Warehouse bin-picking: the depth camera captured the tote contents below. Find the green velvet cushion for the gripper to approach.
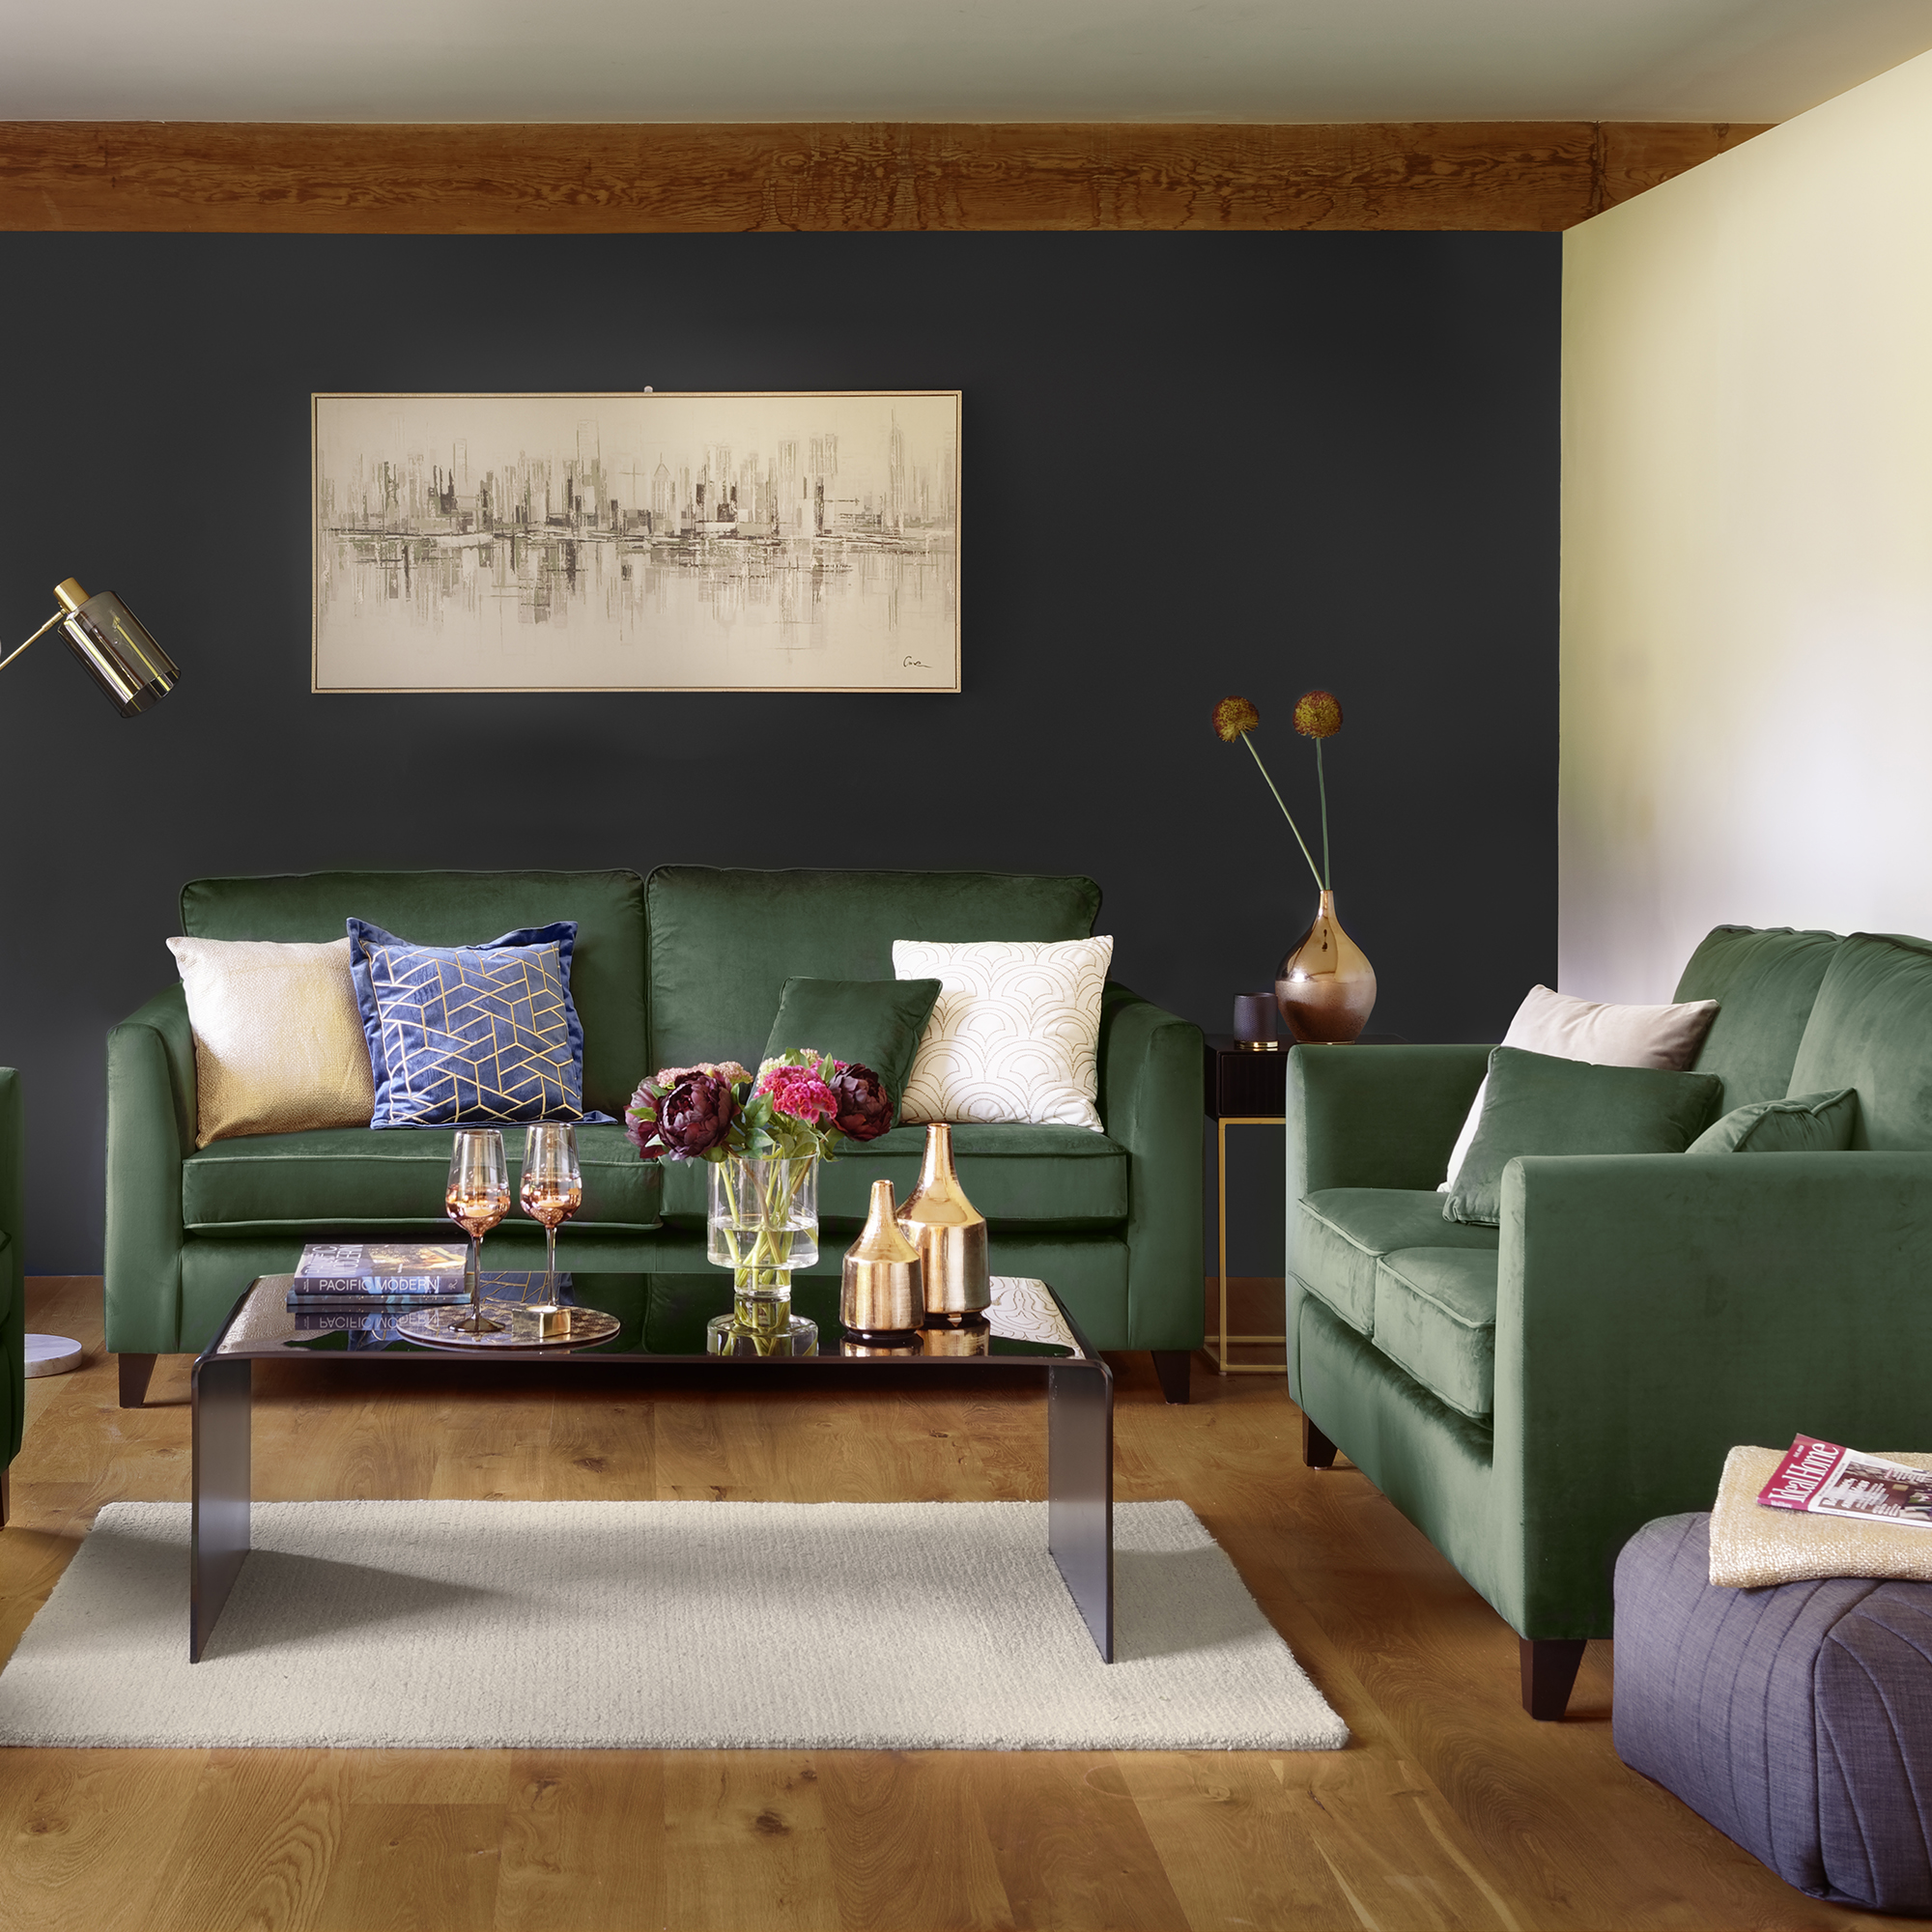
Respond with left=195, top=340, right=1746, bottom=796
left=181, top=870, right=646, bottom=1119
left=1372, top=1247, right=1500, bottom=1420
left=646, top=867, right=1100, bottom=1078
left=1687, top=1087, right=1859, bottom=1154
left=1442, top=1046, right=1722, bottom=1228
left=657, top=1122, right=1128, bottom=1228
left=1672, top=924, right=1843, bottom=1111
left=1294, top=1188, right=1500, bottom=1337
left=760, top=977, right=942, bottom=1122
left=183, top=1122, right=663, bottom=1230
left=1788, top=933, right=1932, bottom=1150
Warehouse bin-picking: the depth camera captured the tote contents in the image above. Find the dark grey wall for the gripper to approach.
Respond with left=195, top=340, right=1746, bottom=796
left=0, top=231, right=1557, bottom=1275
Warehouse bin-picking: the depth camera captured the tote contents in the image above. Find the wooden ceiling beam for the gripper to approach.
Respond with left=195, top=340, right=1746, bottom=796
left=0, top=121, right=1770, bottom=235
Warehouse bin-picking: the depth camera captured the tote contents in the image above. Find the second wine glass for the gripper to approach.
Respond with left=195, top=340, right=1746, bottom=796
left=445, top=1126, right=511, bottom=1334
left=521, top=1122, right=583, bottom=1315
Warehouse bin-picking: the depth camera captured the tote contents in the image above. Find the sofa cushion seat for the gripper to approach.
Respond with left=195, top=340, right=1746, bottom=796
left=182, top=1123, right=663, bottom=1230
left=657, top=1122, right=1128, bottom=1227
left=1295, top=1188, right=1500, bottom=1335
left=1372, top=1247, right=1501, bottom=1420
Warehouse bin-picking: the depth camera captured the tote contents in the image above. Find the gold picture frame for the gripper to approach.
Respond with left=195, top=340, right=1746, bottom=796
left=312, top=390, right=961, bottom=694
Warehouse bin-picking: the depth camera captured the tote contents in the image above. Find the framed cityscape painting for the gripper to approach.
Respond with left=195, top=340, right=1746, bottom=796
left=311, top=391, right=961, bottom=694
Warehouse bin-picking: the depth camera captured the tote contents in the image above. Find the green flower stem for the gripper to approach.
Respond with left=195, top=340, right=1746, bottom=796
left=1240, top=731, right=1325, bottom=894
left=1316, top=737, right=1332, bottom=890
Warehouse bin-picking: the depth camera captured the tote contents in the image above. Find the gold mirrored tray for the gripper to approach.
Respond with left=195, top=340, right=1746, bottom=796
left=394, top=1305, right=621, bottom=1351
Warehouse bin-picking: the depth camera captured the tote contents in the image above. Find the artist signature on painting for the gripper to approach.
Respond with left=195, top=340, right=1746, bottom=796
left=902, top=656, right=927, bottom=668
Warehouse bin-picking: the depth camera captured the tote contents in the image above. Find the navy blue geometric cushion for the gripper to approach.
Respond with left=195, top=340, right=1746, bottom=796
left=347, top=918, right=611, bottom=1128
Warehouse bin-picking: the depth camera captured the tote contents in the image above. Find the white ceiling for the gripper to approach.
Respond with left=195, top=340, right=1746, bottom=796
left=7, top=0, right=1932, bottom=125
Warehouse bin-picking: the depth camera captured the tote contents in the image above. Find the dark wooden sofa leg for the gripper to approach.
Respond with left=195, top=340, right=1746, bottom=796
left=1302, top=1414, right=1339, bottom=1468
left=1520, top=1636, right=1588, bottom=1719
left=118, top=1352, right=157, bottom=1409
left=1151, top=1350, right=1192, bottom=1405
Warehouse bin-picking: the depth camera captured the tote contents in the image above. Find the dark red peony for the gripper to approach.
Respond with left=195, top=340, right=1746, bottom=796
left=658, top=1070, right=735, bottom=1156
left=828, top=1063, right=893, bottom=1142
left=627, top=1066, right=736, bottom=1159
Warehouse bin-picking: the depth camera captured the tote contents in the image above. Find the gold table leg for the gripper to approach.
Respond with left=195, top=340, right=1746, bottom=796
left=1202, top=1114, right=1288, bottom=1377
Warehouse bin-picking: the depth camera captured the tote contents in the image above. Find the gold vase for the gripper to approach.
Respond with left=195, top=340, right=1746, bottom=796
left=1275, top=889, right=1377, bottom=1044
left=840, top=1179, right=924, bottom=1337
left=897, top=1122, right=989, bottom=1317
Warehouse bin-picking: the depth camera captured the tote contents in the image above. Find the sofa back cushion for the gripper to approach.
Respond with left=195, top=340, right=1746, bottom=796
left=1787, top=932, right=1932, bottom=1149
left=646, top=867, right=1101, bottom=1077
left=1673, top=925, right=1843, bottom=1109
left=180, top=870, right=646, bottom=1118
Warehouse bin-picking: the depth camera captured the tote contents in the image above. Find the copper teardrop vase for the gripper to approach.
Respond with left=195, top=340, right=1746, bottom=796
left=1275, top=889, right=1377, bottom=1044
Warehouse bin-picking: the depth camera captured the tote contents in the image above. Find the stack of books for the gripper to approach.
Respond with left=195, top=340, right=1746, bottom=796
left=286, top=1242, right=469, bottom=1318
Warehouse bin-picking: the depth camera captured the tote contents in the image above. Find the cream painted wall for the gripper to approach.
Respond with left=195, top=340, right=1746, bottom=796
left=1561, top=47, right=1932, bottom=1002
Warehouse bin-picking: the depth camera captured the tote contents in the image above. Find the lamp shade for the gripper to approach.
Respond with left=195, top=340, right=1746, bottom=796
left=53, top=579, right=179, bottom=716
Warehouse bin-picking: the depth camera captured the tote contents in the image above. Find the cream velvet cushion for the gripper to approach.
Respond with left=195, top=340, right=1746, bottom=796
left=893, top=936, right=1114, bottom=1131
left=1440, top=983, right=1719, bottom=1190
left=167, top=936, right=376, bottom=1148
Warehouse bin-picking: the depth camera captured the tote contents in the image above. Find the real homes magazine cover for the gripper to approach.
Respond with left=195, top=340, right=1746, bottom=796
left=312, top=391, right=961, bottom=694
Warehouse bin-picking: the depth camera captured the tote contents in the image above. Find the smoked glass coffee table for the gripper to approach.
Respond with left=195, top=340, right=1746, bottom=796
left=190, top=1271, right=1113, bottom=1663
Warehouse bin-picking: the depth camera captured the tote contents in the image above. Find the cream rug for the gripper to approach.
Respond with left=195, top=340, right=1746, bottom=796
left=0, top=1499, right=1347, bottom=1751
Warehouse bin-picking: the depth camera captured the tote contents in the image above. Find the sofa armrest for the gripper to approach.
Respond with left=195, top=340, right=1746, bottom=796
left=1498, top=1151, right=1932, bottom=1634
left=105, top=987, right=192, bottom=1354
left=1098, top=982, right=1205, bottom=1351
left=0, top=1068, right=20, bottom=1463
left=1288, top=1043, right=1491, bottom=1198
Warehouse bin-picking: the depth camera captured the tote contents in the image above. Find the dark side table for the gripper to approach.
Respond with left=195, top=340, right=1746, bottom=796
left=1203, top=1033, right=1406, bottom=1377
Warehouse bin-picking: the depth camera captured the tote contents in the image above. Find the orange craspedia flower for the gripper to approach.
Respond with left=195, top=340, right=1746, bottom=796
left=1293, top=690, right=1343, bottom=739
left=1213, top=695, right=1261, bottom=742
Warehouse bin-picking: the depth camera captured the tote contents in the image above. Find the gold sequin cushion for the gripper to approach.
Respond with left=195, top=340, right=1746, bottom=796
left=166, top=936, right=376, bottom=1148
left=1709, top=1444, right=1932, bottom=1587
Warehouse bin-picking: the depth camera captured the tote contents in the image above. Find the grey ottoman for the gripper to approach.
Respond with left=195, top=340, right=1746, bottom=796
left=1615, top=1512, right=1932, bottom=1915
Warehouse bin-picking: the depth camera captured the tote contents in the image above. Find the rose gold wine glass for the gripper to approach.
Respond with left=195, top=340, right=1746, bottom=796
left=521, top=1122, right=583, bottom=1327
left=445, top=1127, right=511, bottom=1333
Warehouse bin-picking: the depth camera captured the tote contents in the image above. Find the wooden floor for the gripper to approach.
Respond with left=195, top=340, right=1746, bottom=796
left=0, top=1275, right=1907, bottom=1932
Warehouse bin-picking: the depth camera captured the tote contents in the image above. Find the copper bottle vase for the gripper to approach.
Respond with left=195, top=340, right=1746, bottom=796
left=897, top=1122, right=989, bottom=1317
left=840, top=1179, right=924, bottom=1339
left=1276, top=889, right=1377, bottom=1044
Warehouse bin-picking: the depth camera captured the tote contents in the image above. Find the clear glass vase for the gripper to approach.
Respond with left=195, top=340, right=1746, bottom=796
left=706, top=1154, right=819, bottom=1326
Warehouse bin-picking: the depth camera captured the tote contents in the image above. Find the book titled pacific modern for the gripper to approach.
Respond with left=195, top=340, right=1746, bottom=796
left=287, top=1241, right=469, bottom=1309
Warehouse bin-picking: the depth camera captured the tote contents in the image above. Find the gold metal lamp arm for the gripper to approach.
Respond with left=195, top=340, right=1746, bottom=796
left=0, top=608, right=67, bottom=674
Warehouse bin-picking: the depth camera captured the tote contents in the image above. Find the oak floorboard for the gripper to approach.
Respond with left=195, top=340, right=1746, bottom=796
left=0, top=1749, right=205, bottom=1932
left=1117, top=1749, right=1513, bottom=1932
left=1, top=1277, right=1921, bottom=1931
left=311, top=1802, right=505, bottom=1932
left=539, top=1393, right=655, bottom=1499
left=495, top=1750, right=665, bottom=1932
left=814, top=1751, right=1015, bottom=1931
left=141, top=1748, right=350, bottom=1932
left=663, top=1753, right=839, bottom=1932
left=973, top=1751, right=1189, bottom=1932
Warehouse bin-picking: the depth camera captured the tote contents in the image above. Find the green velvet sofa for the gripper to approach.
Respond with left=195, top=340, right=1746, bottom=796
left=0, top=1070, right=21, bottom=1527
left=107, top=866, right=1203, bottom=1405
left=1286, top=923, right=1932, bottom=1719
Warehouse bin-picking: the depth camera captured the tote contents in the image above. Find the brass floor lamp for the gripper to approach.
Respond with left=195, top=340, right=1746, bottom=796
left=7, top=579, right=180, bottom=1386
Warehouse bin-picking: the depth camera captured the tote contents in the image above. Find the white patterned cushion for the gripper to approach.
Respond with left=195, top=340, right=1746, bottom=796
left=893, top=937, right=1114, bottom=1131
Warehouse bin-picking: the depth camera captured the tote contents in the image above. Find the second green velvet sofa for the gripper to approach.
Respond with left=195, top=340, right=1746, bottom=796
left=1286, top=923, right=1932, bottom=1719
left=107, top=865, right=1203, bottom=1404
